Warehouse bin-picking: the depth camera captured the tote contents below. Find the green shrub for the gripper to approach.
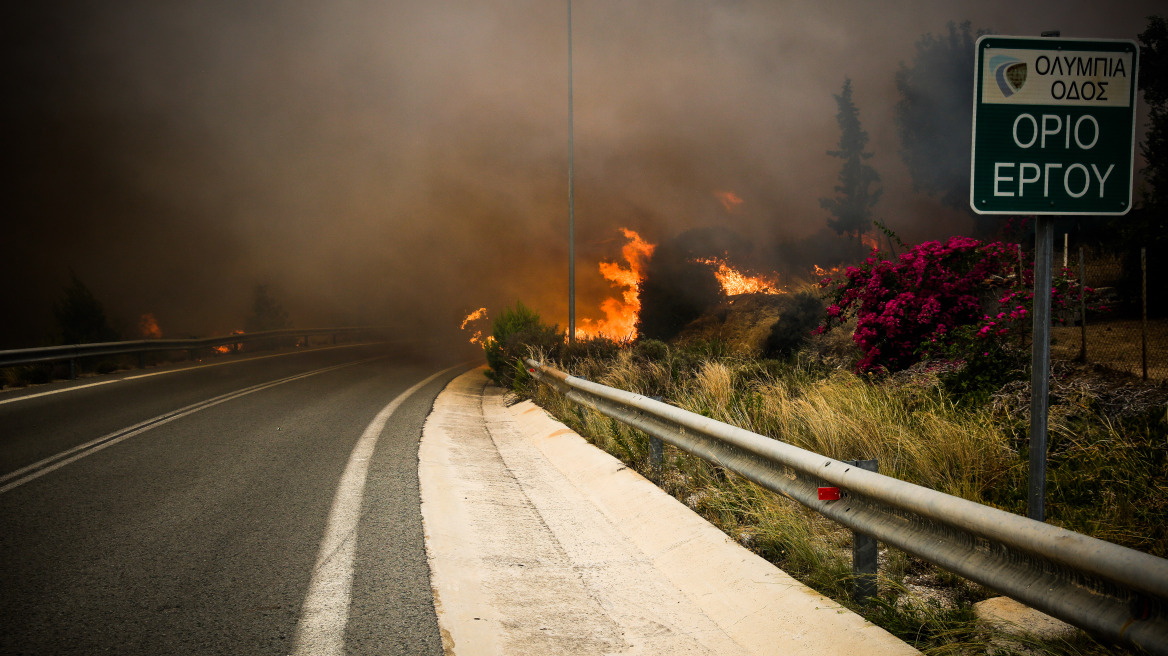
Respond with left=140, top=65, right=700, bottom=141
left=559, top=336, right=620, bottom=365
left=937, top=345, right=1025, bottom=407
left=484, top=301, right=560, bottom=392
left=764, top=292, right=825, bottom=358
left=632, top=338, right=669, bottom=363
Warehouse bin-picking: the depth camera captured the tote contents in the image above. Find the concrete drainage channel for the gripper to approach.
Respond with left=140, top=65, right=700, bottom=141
left=419, top=369, right=919, bottom=655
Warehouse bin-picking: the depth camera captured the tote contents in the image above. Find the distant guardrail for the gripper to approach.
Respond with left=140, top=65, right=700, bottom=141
left=0, top=328, right=385, bottom=377
left=526, top=358, right=1168, bottom=655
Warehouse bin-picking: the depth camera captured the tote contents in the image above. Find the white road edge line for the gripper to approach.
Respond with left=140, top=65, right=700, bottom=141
left=0, top=379, right=120, bottom=406
left=0, top=342, right=379, bottom=406
left=0, top=358, right=379, bottom=494
left=291, top=366, right=458, bottom=656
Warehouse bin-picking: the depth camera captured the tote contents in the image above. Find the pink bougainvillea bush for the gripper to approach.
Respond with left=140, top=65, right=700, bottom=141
left=818, top=236, right=1104, bottom=376
left=818, top=237, right=1021, bottom=373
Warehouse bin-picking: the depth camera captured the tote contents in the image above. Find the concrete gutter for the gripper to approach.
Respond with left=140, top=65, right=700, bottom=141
left=419, top=368, right=919, bottom=655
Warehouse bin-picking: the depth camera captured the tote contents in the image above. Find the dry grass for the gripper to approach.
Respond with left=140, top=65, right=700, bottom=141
left=1051, top=318, right=1168, bottom=381
left=673, top=294, right=786, bottom=355
left=663, top=358, right=1014, bottom=502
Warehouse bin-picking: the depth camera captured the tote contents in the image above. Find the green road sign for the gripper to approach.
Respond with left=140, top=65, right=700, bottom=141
left=970, top=36, right=1139, bottom=215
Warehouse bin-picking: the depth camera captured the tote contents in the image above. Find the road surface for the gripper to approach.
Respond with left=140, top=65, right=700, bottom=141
left=0, top=343, right=464, bottom=655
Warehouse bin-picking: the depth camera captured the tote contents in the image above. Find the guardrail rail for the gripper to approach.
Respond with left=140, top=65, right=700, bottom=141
left=526, top=358, right=1168, bottom=654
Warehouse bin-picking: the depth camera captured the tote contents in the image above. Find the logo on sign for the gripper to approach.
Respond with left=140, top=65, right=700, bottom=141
left=991, top=55, right=1026, bottom=97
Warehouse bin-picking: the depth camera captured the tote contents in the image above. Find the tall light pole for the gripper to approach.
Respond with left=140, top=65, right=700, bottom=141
left=567, top=0, right=576, bottom=343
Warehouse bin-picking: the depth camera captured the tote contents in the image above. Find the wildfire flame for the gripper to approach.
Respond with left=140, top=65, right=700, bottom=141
left=861, top=232, right=880, bottom=251
left=715, top=190, right=744, bottom=212
left=696, top=257, right=784, bottom=296
left=139, top=313, right=162, bottom=339
left=460, top=228, right=795, bottom=344
left=461, top=307, right=487, bottom=329
left=576, top=228, right=655, bottom=342
left=460, top=307, right=490, bottom=346
left=813, top=264, right=843, bottom=277
left=214, top=330, right=246, bottom=354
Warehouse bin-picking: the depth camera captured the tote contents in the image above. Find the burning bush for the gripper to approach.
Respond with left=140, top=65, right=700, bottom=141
left=575, top=228, right=654, bottom=341
left=460, top=307, right=490, bottom=345
left=138, top=313, right=162, bottom=339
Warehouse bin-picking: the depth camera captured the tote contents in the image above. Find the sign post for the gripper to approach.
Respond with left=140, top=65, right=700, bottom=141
left=1028, top=217, right=1054, bottom=522
left=970, top=36, right=1138, bottom=522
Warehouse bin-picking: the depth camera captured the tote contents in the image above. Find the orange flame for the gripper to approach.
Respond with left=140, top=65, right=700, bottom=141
left=461, top=307, right=487, bottom=329
left=696, top=257, right=784, bottom=296
left=715, top=190, right=744, bottom=212
left=139, top=313, right=162, bottom=339
left=862, top=233, right=880, bottom=251
left=214, top=330, right=246, bottom=354
left=576, top=228, right=655, bottom=341
left=813, top=264, right=843, bottom=278
left=460, top=307, right=490, bottom=346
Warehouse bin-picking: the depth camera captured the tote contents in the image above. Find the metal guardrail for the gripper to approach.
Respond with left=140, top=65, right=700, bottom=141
left=526, top=358, right=1168, bottom=654
left=0, top=328, right=381, bottom=374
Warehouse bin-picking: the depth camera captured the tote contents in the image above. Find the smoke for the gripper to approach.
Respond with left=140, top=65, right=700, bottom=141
left=1, top=0, right=1160, bottom=348
left=637, top=230, right=725, bottom=342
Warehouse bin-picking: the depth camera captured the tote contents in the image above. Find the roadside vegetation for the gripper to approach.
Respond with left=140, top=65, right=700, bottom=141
left=485, top=235, right=1167, bottom=654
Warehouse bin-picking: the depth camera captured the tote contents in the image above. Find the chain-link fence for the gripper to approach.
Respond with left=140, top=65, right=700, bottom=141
left=1047, top=238, right=1165, bottom=381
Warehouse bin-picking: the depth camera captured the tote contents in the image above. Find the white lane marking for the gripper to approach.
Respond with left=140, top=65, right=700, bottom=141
left=291, top=366, right=457, bottom=656
left=0, top=380, right=120, bottom=406
left=0, top=342, right=379, bottom=406
left=121, top=343, right=379, bottom=380
left=0, top=359, right=379, bottom=494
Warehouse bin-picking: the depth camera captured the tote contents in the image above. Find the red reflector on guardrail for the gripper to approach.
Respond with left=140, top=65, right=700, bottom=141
left=818, top=487, right=840, bottom=501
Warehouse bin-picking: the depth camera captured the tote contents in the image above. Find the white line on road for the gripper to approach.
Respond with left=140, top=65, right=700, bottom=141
left=0, top=358, right=379, bottom=494
left=0, top=379, right=120, bottom=406
left=0, top=342, right=379, bottom=407
left=120, top=343, right=380, bottom=381
left=291, top=366, right=457, bottom=656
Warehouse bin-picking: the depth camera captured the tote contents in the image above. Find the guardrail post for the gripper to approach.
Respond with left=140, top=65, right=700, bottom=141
left=848, top=458, right=879, bottom=604
left=68, top=358, right=77, bottom=380
left=648, top=396, right=664, bottom=478
left=138, top=351, right=146, bottom=370
left=649, top=436, right=663, bottom=476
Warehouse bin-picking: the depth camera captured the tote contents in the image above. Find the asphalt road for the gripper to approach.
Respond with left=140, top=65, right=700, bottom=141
left=0, top=343, right=468, bottom=655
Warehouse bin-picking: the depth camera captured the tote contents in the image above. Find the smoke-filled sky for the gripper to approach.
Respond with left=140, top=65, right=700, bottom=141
left=2, top=0, right=1161, bottom=348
